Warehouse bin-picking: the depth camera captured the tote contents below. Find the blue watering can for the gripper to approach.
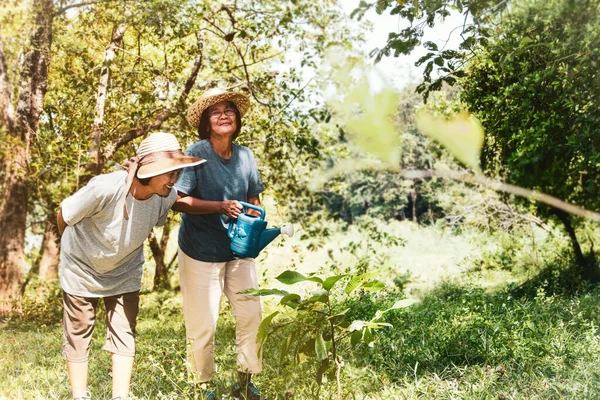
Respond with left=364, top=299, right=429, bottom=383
left=227, top=201, right=294, bottom=258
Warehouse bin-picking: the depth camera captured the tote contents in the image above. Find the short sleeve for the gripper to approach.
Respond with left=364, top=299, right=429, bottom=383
left=60, top=176, right=110, bottom=226
left=247, top=150, right=264, bottom=198
left=175, top=145, right=202, bottom=196
left=175, top=163, right=198, bottom=196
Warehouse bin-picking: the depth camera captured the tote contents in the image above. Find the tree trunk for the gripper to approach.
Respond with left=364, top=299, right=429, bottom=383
left=21, top=218, right=59, bottom=296
left=0, top=0, right=54, bottom=316
left=88, top=21, right=128, bottom=176
left=552, top=208, right=598, bottom=280
left=411, top=184, right=417, bottom=223
left=38, top=220, right=59, bottom=281
left=148, top=219, right=173, bottom=290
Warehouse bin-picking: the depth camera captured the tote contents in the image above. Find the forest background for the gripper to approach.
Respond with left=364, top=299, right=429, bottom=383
left=1, top=0, right=600, bottom=398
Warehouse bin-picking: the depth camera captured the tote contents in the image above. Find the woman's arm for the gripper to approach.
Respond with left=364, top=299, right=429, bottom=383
left=57, top=207, right=67, bottom=236
left=246, top=194, right=261, bottom=207
left=172, top=192, right=243, bottom=219
left=245, top=194, right=262, bottom=216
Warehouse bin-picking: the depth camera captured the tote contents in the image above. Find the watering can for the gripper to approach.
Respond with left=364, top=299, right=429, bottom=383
left=227, top=201, right=294, bottom=258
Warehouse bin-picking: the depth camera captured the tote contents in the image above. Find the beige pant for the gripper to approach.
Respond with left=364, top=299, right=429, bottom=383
left=178, top=248, right=262, bottom=382
left=62, top=290, right=139, bottom=362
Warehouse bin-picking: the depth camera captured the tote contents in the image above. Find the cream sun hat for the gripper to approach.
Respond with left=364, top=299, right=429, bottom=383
left=135, top=132, right=205, bottom=178
left=187, top=87, right=250, bottom=128
left=122, top=132, right=205, bottom=219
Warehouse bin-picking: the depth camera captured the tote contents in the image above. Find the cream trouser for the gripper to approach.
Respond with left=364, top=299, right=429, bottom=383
left=178, top=248, right=262, bottom=382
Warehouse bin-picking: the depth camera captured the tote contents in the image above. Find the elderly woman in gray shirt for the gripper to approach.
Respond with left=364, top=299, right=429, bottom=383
left=57, top=133, right=203, bottom=400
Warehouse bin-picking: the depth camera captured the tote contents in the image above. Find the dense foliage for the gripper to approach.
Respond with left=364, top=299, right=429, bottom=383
left=460, top=0, right=600, bottom=275
left=462, top=0, right=600, bottom=211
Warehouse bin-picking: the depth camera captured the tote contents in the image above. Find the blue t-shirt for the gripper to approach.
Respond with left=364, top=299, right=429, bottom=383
left=175, top=140, right=265, bottom=262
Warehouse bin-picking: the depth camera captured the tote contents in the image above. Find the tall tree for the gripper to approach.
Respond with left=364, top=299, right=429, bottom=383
left=0, top=0, right=54, bottom=314
left=6, top=0, right=361, bottom=298
left=461, top=0, right=600, bottom=278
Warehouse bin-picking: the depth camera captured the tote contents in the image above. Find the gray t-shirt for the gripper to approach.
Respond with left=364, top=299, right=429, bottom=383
left=175, top=140, right=264, bottom=262
left=59, top=170, right=176, bottom=297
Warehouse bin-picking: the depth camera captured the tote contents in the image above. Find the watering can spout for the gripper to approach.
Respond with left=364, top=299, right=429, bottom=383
left=258, top=223, right=294, bottom=253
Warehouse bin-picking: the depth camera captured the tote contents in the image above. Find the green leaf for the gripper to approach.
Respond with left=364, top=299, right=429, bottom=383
left=316, top=359, right=330, bottom=384
left=306, top=276, right=325, bottom=285
left=361, top=279, right=385, bottom=292
left=344, top=271, right=378, bottom=294
left=350, top=330, right=363, bottom=346
left=415, top=111, right=484, bottom=171
left=280, top=330, right=296, bottom=364
left=327, top=308, right=350, bottom=321
left=315, top=332, right=328, bottom=361
left=348, top=320, right=368, bottom=332
left=363, top=327, right=375, bottom=346
left=276, top=270, right=308, bottom=285
left=304, top=290, right=329, bottom=305
left=257, top=311, right=279, bottom=348
left=389, top=298, right=420, bottom=310
left=279, top=293, right=302, bottom=308
left=322, top=48, right=401, bottom=165
left=323, top=274, right=346, bottom=291
left=519, top=36, right=533, bottom=46
left=240, top=288, right=289, bottom=297
left=423, top=41, right=439, bottom=51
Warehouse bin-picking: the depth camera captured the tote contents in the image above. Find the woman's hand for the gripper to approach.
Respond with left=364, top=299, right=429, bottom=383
left=221, top=200, right=243, bottom=219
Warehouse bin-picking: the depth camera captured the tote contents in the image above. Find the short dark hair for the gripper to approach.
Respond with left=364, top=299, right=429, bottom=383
left=197, top=101, right=242, bottom=141
left=136, top=166, right=151, bottom=186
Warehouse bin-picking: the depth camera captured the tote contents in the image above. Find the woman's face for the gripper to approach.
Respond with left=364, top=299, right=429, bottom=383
left=147, top=170, right=181, bottom=197
left=207, top=101, right=238, bottom=138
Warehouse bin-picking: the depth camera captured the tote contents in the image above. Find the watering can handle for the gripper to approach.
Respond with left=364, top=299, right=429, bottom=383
left=238, top=201, right=266, bottom=220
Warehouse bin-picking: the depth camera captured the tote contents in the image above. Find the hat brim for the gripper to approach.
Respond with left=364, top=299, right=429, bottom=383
left=137, top=157, right=206, bottom=179
left=187, top=91, right=250, bottom=128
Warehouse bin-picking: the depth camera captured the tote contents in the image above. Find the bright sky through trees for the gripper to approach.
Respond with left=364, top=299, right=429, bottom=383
left=339, top=0, right=471, bottom=91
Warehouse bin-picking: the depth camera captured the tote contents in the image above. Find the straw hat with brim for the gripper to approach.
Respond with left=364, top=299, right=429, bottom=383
left=135, top=132, right=205, bottom=179
left=187, top=87, right=250, bottom=128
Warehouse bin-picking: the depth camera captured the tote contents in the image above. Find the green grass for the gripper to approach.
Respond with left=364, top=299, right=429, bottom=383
left=3, top=220, right=600, bottom=399
left=5, top=281, right=600, bottom=399
left=349, top=284, right=600, bottom=399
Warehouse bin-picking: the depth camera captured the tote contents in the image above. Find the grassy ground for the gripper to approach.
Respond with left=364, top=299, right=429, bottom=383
left=2, top=220, right=599, bottom=399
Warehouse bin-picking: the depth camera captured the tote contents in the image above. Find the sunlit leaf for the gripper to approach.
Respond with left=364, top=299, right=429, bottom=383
left=315, top=332, right=328, bottom=361
left=344, top=271, right=379, bottom=294
left=323, top=274, right=346, bottom=291
left=348, top=320, right=368, bottom=332
left=415, top=110, right=484, bottom=171
left=321, top=47, right=402, bottom=165
left=389, top=298, right=420, bottom=310
left=306, top=276, right=325, bottom=285
left=361, top=279, right=385, bottom=292
left=276, top=270, right=308, bottom=285
left=240, top=288, right=289, bottom=297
